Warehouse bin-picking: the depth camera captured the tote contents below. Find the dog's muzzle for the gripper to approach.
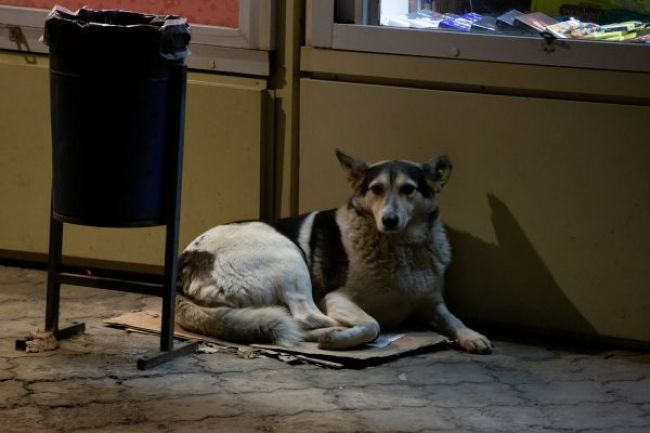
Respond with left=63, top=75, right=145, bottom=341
left=381, top=214, right=400, bottom=231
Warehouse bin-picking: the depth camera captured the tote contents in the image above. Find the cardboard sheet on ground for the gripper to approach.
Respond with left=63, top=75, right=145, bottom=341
left=104, top=311, right=451, bottom=368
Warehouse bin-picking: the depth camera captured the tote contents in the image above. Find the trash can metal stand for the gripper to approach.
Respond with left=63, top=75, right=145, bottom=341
left=17, top=8, right=198, bottom=369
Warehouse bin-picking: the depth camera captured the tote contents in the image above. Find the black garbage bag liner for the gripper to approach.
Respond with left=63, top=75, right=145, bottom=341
left=44, top=6, right=191, bottom=227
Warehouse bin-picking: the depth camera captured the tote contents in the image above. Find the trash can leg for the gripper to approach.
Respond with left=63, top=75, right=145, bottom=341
left=160, top=64, right=186, bottom=354
left=137, top=65, right=197, bottom=370
left=160, top=209, right=180, bottom=353
left=137, top=140, right=198, bottom=369
left=154, top=196, right=197, bottom=367
left=45, top=210, right=63, bottom=333
left=45, top=210, right=86, bottom=340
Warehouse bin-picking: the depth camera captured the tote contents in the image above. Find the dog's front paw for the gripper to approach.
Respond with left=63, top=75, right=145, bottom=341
left=455, top=328, right=493, bottom=354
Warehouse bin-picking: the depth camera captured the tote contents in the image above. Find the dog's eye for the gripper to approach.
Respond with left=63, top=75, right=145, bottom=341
left=370, top=184, right=384, bottom=195
left=400, top=184, right=416, bottom=195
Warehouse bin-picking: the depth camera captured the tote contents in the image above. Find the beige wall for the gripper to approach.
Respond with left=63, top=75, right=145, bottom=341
left=0, top=52, right=269, bottom=266
left=299, top=77, right=650, bottom=343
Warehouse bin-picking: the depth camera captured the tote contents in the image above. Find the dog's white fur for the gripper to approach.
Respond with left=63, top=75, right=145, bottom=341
left=176, top=150, right=492, bottom=353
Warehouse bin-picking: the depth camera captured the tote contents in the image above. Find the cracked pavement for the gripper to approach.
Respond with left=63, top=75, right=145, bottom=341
left=1, top=265, right=649, bottom=433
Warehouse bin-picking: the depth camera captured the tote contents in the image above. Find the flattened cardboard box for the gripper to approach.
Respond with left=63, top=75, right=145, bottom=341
left=104, top=311, right=451, bottom=368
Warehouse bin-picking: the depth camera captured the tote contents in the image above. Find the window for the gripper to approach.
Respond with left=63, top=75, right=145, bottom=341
left=371, top=0, right=649, bottom=44
left=308, top=0, right=650, bottom=72
left=0, top=0, right=275, bottom=75
left=0, top=1, right=239, bottom=27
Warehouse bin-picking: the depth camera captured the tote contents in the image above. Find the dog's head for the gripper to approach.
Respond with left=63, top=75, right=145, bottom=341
left=336, top=149, right=452, bottom=233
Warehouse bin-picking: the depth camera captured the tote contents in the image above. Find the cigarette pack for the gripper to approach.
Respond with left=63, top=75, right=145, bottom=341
left=544, top=18, right=583, bottom=38
left=472, top=16, right=498, bottom=32
left=439, top=13, right=482, bottom=32
left=599, top=21, right=645, bottom=33
left=515, top=12, right=558, bottom=32
left=496, top=9, right=533, bottom=34
left=496, top=9, right=524, bottom=28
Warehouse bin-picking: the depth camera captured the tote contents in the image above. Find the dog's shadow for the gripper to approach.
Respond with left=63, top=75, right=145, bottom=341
left=445, top=194, right=597, bottom=337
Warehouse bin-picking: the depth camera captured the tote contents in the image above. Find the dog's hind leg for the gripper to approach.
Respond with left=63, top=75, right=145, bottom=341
left=279, top=273, right=338, bottom=330
left=176, top=295, right=303, bottom=346
left=303, top=326, right=348, bottom=341
left=316, top=290, right=380, bottom=350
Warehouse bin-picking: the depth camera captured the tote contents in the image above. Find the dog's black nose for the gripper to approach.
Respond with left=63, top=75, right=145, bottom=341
left=382, top=215, right=399, bottom=230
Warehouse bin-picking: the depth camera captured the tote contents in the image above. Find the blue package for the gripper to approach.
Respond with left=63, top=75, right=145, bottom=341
left=463, top=13, right=483, bottom=22
left=439, top=12, right=482, bottom=32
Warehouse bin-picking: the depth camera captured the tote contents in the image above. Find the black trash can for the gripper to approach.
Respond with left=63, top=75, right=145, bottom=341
left=44, top=6, right=191, bottom=227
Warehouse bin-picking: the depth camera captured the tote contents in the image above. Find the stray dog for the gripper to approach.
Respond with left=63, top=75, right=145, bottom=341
left=176, top=150, right=492, bottom=353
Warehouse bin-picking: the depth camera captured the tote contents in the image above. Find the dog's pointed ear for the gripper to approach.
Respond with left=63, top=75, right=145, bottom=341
left=423, top=155, right=453, bottom=193
left=336, top=149, right=368, bottom=188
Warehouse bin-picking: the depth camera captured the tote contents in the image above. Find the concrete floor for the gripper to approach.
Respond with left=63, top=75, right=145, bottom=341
left=1, top=265, right=649, bottom=433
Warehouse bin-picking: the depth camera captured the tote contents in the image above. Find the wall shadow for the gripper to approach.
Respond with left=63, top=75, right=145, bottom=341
left=445, top=194, right=597, bottom=337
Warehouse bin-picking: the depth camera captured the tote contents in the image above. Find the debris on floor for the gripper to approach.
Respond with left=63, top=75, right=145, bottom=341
left=17, top=330, right=60, bottom=353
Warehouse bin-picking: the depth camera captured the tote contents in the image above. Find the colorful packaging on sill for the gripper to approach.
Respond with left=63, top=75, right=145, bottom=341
left=532, top=0, right=650, bottom=19
left=377, top=6, right=649, bottom=43
left=545, top=18, right=597, bottom=38
left=545, top=18, right=646, bottom=41
left=380, top=9, right=443, bottom=29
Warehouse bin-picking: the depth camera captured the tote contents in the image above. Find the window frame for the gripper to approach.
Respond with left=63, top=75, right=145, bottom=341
left=0, top=0, right=275, bottom=76
left=307, top=0, right=650, bottom=73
